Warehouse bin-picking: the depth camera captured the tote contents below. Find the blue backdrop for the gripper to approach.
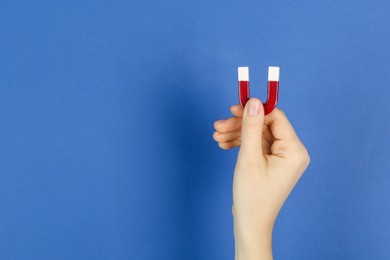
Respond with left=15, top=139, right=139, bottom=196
left=1, top=0, right=389, bottom=259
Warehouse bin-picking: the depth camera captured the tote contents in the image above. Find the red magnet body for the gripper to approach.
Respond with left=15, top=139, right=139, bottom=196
left=238, top=66, right=280, bottom=115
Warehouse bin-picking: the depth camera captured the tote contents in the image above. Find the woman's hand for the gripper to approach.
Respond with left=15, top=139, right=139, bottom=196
left=213, top=98, right=310, bottom=260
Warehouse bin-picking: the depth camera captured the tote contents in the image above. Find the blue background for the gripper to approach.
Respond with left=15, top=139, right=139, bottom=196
left=1, top=0, right=389, bottom=259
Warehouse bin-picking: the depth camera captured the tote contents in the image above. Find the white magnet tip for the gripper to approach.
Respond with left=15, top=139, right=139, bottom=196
left=268, top=66, right=280, bottom=81
left=238, top=67, right=249, bottom=81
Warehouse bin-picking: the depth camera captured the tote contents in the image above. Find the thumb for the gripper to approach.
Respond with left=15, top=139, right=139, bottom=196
left=238, top=98, right=265, bottom=163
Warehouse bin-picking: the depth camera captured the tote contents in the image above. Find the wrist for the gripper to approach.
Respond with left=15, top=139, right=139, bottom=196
left=234, top=231, right=273, bottom=260
left=234, top=220, right=274, bottom=260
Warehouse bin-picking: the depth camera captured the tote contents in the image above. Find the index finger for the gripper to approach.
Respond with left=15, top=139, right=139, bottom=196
left=230, top=104, right=243, bottom=117
left=264, top=108, right=299, bottom=141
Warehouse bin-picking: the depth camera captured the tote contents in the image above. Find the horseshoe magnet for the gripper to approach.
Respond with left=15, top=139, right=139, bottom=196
left=238, top=66, right=280, bottom=115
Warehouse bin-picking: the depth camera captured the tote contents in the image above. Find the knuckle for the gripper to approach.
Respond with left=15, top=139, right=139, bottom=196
left=298, top=146, right=309, bottom=162
left=217, top=135, right=227, bottom=142
left=297, top=147, right=310, bottom=171
left=274, top=109, right=287, bottom=119
left=214, top=133, right=231, bottom=142
left=214, top=122, right=221, bottom=131
left=304, top=149, right=311, bottom=167
left=242, top=121, right=261, bottom=130
left=213, top=132, right=222, bottom=141
left=288, top=145, right=310, bottom=167
left=218, top=142, right=229, bottom=150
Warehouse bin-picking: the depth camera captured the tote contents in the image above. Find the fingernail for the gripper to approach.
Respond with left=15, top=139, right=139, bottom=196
left=248, top=100, right=260, bottom=115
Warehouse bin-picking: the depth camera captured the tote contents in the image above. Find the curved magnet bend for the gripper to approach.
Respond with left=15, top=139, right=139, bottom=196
left=238, top=66, right=280, bottom=115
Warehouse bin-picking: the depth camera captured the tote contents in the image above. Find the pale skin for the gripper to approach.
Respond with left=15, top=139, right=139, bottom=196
left=213, top=98, right=310, bottom=260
